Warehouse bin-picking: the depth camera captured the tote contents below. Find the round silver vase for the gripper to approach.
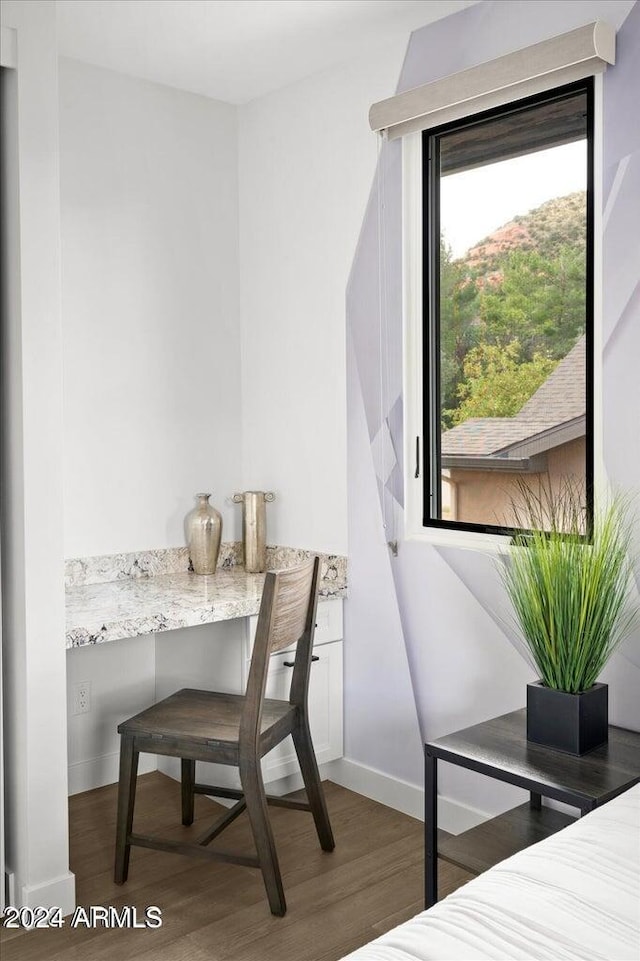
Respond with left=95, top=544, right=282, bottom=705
left=186, top=493, right=222, bottom=575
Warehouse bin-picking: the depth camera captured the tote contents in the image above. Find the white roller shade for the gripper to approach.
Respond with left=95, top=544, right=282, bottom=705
left=370, top=21, right=615, bottom=140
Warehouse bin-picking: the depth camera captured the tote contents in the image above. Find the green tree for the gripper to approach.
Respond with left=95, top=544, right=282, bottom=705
left=478, top=246, right=585, bottom=360
left=439, top=239, right=479, bottom=426
left=449, top=340, right=558, bottom=425
left=438, top=194, right=586, bottom=432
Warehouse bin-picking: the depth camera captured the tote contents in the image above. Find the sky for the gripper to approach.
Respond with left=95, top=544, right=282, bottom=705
left=440, top=139, right=587, bottom=260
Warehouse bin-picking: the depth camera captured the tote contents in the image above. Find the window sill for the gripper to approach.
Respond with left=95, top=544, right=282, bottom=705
left=404, top=527, right=511, bottom=554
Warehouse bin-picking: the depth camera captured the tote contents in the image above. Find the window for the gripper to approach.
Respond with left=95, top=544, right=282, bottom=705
left=421, top=79, right=593, bottom=535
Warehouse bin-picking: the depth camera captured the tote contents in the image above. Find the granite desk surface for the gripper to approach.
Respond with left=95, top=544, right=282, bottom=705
left=65, top=549, right=346, bottom=649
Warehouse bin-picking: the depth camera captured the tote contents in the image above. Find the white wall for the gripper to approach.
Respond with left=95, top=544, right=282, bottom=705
left=66, top=637, right=157, bottom=794
left=237, top=41, right=409, bottom=555
left=59, top=59, right=243, bottom=559
left=0, top=57, right=17, bottom=918
left=0, top=0, right=74, bottom=913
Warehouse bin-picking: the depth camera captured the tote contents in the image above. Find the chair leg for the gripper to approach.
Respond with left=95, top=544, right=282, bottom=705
left=181, top=758, right=195, bottom=826
left=293, top=717, right=335, bottom=851
left=239, top=758, right=286, bottom=916
left=114, top=735, right=139, bottom=884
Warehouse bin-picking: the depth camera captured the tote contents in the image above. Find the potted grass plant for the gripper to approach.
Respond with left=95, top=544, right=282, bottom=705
left=500, top=484, right=637, bottom=755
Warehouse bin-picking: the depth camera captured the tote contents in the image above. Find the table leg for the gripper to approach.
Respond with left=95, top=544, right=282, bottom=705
left=425, top=749, right=437, bottom=909
left=529, top=791, right=541, bottom=810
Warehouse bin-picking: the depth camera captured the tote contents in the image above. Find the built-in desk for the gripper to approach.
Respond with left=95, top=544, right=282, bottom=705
left=66, top=558, right=346, bottom=648
left=65, top=549, right=346, bottom=791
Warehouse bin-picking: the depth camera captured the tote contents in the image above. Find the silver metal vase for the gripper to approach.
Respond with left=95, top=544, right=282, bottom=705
left=186, top=493, right=222, bottom=575
left=232, top=491, right=275, bottom=573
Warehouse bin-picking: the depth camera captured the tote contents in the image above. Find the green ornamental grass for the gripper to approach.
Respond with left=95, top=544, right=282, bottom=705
left=500, top=485, right=638, bottom=694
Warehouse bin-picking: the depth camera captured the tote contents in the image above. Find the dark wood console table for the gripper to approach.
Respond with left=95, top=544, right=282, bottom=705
left=424, top=709, right=640, bottom=907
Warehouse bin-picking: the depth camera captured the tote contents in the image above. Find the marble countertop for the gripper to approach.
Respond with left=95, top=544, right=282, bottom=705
left=66, top=564, right=346, bottom=649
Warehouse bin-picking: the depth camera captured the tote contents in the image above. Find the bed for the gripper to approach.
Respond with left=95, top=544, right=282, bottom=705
left=342, top=783, right=640, bottom=961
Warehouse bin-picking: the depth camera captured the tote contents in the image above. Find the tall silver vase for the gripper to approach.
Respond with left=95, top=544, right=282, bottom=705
left=186, top=493, right=222, bottom=575
left=232, top=491, right=275, bottom=573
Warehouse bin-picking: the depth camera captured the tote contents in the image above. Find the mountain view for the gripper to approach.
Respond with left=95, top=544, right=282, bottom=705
left=440, top=191, right=587, bottom=431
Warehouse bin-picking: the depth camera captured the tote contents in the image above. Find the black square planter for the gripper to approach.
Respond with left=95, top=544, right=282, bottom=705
left=526, top=681, right=608, bottom=755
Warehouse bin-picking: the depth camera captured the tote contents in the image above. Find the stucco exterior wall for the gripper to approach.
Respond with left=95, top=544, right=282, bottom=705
left=449, top=437, right=586, bottom=525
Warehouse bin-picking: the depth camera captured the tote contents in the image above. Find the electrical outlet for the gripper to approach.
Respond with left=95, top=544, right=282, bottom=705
left=73, top=681, right=91, bottom=715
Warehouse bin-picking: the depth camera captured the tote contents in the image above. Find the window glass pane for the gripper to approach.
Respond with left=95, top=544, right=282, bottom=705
left=430, top=88, right=589, bottom=532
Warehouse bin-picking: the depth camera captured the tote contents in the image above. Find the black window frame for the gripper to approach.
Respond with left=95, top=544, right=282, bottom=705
left=421, top=77, right=595, bottom=537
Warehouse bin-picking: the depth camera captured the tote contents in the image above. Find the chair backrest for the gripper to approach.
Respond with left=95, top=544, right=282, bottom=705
left=241, top=557, right=320, bottom=747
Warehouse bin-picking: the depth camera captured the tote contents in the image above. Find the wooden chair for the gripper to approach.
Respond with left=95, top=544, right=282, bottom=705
left=113, top=557, right=334, bottom=916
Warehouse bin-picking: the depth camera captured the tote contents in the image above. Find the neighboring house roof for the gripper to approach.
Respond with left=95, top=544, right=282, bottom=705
left=440, top=418, right=553, bottom=457
left=517, top=335, right=585, bottom=422
left=441, top=336, right=586, bottom=470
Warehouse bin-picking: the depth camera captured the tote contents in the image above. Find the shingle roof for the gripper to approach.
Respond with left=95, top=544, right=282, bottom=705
left=441, top=336, right=586, bottom=459
left=440, top=418, right=553, bottom=456
left=517, top=336, right=585, bottom=423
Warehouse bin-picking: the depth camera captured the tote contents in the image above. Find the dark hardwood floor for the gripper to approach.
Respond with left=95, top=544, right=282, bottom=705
left=1, top=773, right=472, bottom=961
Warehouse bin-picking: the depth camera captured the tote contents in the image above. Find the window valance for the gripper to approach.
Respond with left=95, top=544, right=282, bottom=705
left=369, top=21, right=615, bottom=140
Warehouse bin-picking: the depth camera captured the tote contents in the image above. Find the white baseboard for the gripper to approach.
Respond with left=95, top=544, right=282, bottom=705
left=68, top=752, right=157, bottom=796
left=100, top=752, right=489, bottom=837
left=17, top=871, right=76, bottom=915
left=262, top=764, right=333, bottom=797
left=160, top=754, right=489, bottom=835
left=156, top=759, right=333, bottom=807
left=438, top=795, right=491, bottom=835
left=326, top=757, right=489, bottom=835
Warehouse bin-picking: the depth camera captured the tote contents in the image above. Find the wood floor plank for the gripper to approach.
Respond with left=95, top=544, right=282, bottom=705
left=186, top=833, right=422, bottom=960
left=216, top=849, right=425, bottom=961
left=1, top=772, right=472, bottom=961
left=438, top=802, right=574, bottom=875
left=133, top=938, right=213, bottom=961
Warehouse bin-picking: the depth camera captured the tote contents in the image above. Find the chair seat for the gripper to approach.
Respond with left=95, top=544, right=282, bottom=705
left=118, top=688, right=297, bottom=746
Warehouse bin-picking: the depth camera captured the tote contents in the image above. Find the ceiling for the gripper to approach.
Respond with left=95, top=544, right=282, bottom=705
left=56, top=0, right=477, bottom=105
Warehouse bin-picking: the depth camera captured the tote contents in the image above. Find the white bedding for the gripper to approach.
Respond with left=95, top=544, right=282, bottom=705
left=343, top=784, right=640, bottom=961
